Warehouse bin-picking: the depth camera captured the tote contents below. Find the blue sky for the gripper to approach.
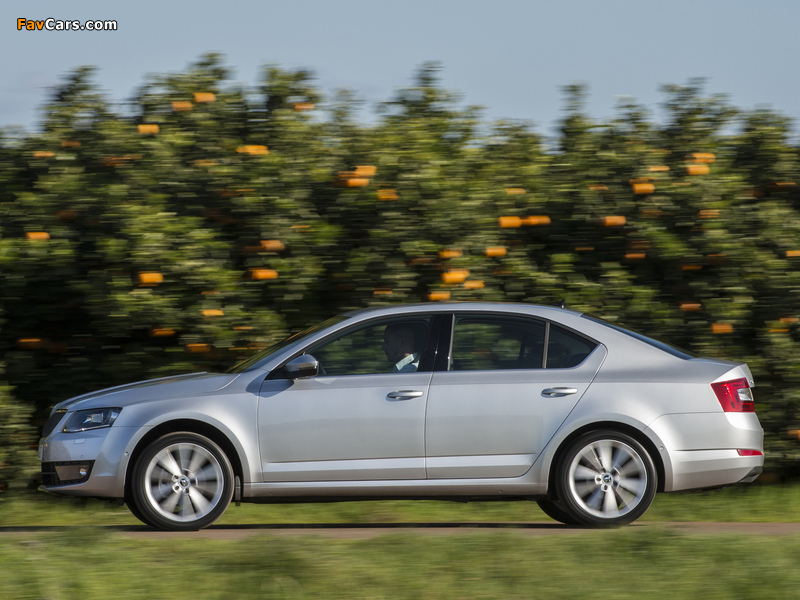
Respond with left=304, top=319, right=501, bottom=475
left=3, top=0, right=798, bottom=138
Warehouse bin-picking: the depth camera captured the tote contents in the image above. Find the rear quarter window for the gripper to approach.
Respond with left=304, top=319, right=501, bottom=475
left=547, top=325, right=598, bottom=368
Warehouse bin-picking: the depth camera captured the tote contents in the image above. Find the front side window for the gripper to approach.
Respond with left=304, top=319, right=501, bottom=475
left=304, top=316, right=433, bottom=376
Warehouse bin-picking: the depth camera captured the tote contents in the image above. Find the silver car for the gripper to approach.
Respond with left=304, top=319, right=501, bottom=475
left=39, top=302, right=764, bottom=530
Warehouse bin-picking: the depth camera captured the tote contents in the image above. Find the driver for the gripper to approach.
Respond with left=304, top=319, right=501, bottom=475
left=382, top=323, right=420, bottom=372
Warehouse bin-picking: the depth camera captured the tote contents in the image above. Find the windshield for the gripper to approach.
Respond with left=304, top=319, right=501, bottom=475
left=581, top=314, right=696, bottom=360
left=227, top=315, right=349, bottom=373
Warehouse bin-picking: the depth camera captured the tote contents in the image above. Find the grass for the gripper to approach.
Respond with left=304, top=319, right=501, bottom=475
left=2, top=528, right=800, bottom=599
left=1, top=485, right=800, bottom=598
left=1, top=481, right=799, bottom=528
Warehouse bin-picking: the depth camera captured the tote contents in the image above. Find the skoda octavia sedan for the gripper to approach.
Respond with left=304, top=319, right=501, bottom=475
left=39, top=303, right=764, bottom=530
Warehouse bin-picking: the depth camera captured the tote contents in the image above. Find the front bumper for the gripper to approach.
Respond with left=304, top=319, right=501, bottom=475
left=39, top=425, right=140, bottom=498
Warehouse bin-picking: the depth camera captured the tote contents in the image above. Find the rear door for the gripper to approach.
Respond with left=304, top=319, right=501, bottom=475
left=424, top=313, right=605, bottom=479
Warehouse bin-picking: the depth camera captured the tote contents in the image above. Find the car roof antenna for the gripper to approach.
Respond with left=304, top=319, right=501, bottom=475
left=554, top=299, right=566, bottom=309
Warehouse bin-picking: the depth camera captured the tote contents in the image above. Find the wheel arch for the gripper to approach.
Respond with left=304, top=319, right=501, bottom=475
left=546, top=421, right=666, bottom=494
left=124, top=419, right=245, bottom=503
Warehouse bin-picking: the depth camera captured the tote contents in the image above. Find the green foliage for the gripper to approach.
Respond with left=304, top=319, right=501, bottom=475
left=2, top=55, right=800, bottom=483
left=0, top=367, right=36, bottom=496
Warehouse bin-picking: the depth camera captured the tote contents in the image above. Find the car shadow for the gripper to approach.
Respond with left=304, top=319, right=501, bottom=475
left=0, top=521, right=599, bottom=534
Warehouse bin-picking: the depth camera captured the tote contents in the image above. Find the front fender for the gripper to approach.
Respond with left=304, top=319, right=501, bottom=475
left=120, top=401, right=260, bottom=491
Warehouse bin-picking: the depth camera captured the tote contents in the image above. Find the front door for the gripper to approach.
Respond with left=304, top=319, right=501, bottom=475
left=258, top=315, right=435, bottom=482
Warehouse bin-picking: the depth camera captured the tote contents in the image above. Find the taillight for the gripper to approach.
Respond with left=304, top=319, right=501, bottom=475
left=737, top=449, right=763, bottom=456
left=711, top=378, right=755, bottom=412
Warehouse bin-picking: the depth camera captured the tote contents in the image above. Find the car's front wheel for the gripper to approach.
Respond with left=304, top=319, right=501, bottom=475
left=131, top=432, right=234, bottom=531
left=554, top=430, right=656, bottom=526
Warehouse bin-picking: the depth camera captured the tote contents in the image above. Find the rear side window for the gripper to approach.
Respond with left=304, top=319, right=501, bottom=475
left=449, top=315, right=597, bottom=371
left=451, top=316, right=546, bottom=371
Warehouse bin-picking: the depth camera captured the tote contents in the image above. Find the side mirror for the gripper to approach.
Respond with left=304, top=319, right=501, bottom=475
left=285, top=354, right=319, bottom=379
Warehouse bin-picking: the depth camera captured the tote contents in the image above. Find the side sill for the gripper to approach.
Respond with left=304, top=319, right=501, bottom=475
left=242, top=479, right=547, bottom=500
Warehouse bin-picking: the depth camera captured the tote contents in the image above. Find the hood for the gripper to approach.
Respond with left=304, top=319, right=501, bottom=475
left=55, top=372, right=241, bottom=411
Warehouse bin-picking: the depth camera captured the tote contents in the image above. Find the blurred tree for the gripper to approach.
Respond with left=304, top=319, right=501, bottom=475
left=1, top=59, right=800, bottom=479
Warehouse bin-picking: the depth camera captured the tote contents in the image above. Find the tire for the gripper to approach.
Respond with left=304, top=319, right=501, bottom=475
left=125, top=496, right=148, bottom=526
left=130, top=432, right=234, bottom=531
left=535, top=498, right=579, bottom=525
left=554, top=430, right=657, bottom=527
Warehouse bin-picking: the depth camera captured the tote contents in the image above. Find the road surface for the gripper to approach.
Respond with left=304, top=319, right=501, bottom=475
left=3, top=522, right=800, bottom=539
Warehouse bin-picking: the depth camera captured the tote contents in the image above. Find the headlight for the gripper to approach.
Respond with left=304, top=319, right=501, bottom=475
left=62, top=408, right=122, bottom=433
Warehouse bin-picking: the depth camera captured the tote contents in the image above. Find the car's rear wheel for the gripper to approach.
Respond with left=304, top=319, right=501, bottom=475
left=554, top=430, right=656, bottom=526
left=131, top=432, right=233, bottom=531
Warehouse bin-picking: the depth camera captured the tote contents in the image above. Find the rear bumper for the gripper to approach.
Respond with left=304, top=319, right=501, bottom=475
left=646, top=412, right=764, bottom=492
left=666, top=448, right=764, bottom=491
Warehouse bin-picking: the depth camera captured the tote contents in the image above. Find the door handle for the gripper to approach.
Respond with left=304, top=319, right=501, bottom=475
left=387, top=390, right=424, bottom=400
left=542, top=387, right=579, bottom=397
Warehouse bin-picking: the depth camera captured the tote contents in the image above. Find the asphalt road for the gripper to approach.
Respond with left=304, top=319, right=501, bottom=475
left=3, top=522, right=800, bottom=539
